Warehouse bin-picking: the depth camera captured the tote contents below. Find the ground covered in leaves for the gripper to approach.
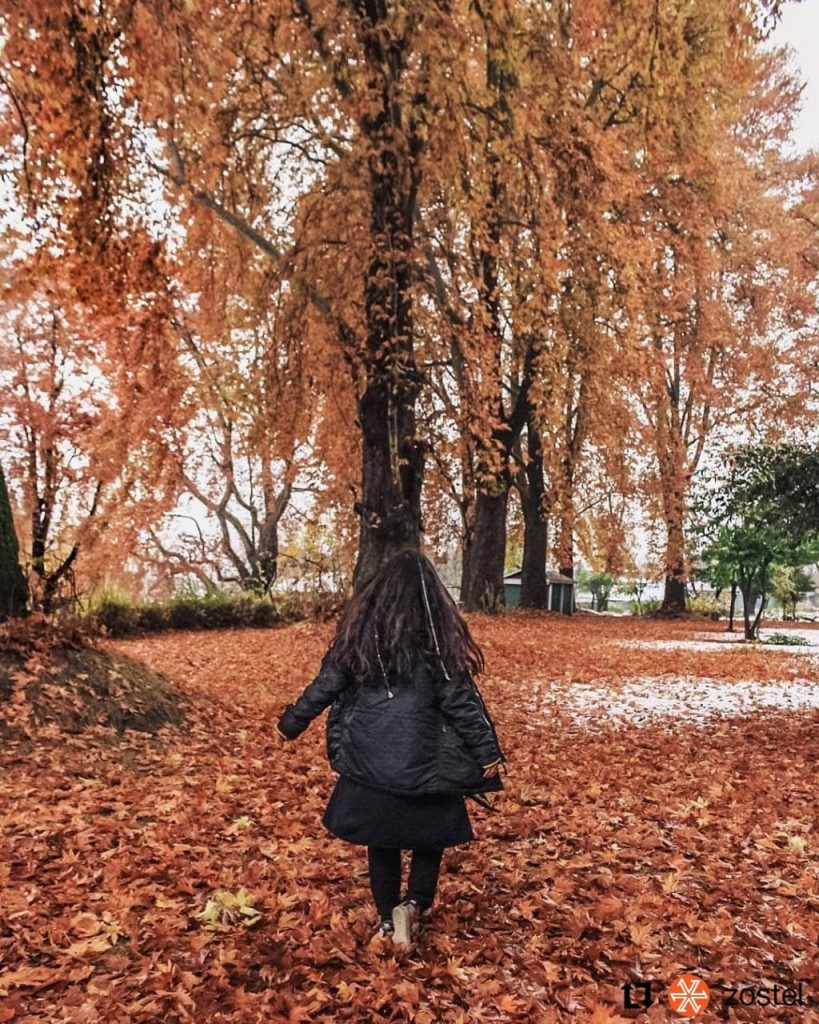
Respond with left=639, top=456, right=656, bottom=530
left=1, top=612, right=818, bottom=1023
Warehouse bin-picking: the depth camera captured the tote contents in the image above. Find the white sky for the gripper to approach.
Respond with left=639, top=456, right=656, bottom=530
left=770, top=0, right=819, bottom=153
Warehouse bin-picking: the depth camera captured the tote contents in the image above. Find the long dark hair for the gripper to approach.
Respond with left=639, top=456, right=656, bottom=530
left=327, top=548, right=485, bottom=686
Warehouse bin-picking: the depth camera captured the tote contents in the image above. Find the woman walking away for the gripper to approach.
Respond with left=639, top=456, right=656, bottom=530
left=276, top=548, right=507, bottom=951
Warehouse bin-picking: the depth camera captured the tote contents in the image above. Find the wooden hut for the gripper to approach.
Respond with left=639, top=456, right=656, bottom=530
left=502, top=566, right=575, bottom=614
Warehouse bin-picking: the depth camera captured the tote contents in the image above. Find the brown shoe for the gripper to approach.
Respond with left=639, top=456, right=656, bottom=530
left=392, top=899, right=420, bottom=949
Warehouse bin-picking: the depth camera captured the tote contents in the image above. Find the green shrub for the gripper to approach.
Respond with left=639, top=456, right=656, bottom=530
left=226, top=592, right=282, bottom=628
left=764, top=632, right=811, bottom=646
left=166, top=590, right=235, bottom=630
left=267, top=591, right=302, bottom=623
left=83, top=583, right=135, bottom=615
left=139, top=603, right=171, bottom=632
left=91, top=597, right=142, bottom=637
left=629, top=598, right=663, bottom=616
left=686, top=595, right=726, bottom=620
left=246, top=599, right=277, bottom=627
left=82, top=586, right=346, bottom=636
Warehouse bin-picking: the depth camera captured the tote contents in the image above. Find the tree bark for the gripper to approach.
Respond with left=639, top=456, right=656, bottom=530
left=250, top=480, right=290, bottom=594
left=461, top=356, right=533, bottom=609
left=657, top=404, right=689, bottom=614
left=556, top=445, right=576, bottom=592
left=460, top=15, right=521, bottom=612
left=349, top=1, right=427, bottom=593
left=0, top=463, right=28, bottom=621
left=353, top=377, right=425, bottom=592
left=739, top=574, right=767, bottom=640
left=662, top=497, right=687, bottom=613
left=515, top=419, right=549, bottom=609
left=727, top=580, right=737, bottom=632
left=461, top=472, right=511, bottom=613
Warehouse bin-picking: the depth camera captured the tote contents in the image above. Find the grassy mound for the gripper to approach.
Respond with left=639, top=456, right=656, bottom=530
left=0, top=614, right=190, bottom=740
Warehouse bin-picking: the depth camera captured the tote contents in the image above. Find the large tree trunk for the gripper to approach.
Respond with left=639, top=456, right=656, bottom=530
left=663, top=571, right=686, bottom=613
left=0, top=463, right=28, bottom=621
left=661, top=464, right=687, bottom=612
left=461, top=375, right=533, bottom=610
left=460, top=16, right=519, bottom=613
left=461, top=473, right=511, bottom=612
left=349, top=1, right=426, bottom=593
left=353, top=378, right=425, bottom=592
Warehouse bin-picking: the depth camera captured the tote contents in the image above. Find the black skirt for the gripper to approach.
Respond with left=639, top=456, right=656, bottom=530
left=322, top=775, right=475, bottom=849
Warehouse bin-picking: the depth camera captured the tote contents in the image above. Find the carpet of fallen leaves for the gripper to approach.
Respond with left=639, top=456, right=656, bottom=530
left=2, top=611, right=818, bottom=1024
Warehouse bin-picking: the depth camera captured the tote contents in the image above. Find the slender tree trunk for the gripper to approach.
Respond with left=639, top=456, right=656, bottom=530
left=461, top=370, right=533, bottom=610
left=727, top=580, right=737, bottom=632
left=248, top=477, right=292, bottom=594
left=751, top=592, right=768, bottom=638
left=740, top=578, right=753, bottom=639
left=555, top=389, right=583, bottom=598
left=739, top=572, right=766, bottom=640
left=650, top=310, right=693, bottom=615
left=0, top=463, right=28, bottom=621
left=516, top=421, right=549, bottom=609
left=556, top=492, right=575, bottom=582
left=656, top=418, right=688, bottom=613
left=250, top=504, right=285, bottom=595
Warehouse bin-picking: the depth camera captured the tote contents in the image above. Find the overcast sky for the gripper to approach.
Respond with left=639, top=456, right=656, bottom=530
left=770, top=0, right=819, bottom=153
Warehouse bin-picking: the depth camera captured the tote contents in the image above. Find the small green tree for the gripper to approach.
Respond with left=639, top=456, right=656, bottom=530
left=696, top=531, right=741, bottom=631
left=770, top=563, right=816, bottom=620
left=587, top=571, right=615, bottom=612
left=692, top=443, right=819, bottom=640
left=0, top=462, right=29, bottom=621
left=714, top=524, right=791, bottom=639
left=622, top=575, right=654, bottom=615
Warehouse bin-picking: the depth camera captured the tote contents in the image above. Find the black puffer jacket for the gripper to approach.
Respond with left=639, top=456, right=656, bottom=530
left=277, top=649, right=507, bottom=798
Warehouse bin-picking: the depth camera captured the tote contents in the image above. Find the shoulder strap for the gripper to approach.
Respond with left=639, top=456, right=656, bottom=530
left=467, top=792, right=498, bottom=812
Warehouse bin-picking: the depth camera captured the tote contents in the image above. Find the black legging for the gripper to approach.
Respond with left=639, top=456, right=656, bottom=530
left=367, top=846, right=445, bottom=919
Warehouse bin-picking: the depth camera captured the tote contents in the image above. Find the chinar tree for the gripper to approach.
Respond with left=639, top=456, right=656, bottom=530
left=0, top=0, right=456, bottom=596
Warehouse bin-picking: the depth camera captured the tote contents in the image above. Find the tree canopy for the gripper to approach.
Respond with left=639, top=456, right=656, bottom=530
left=0, top=0, right=817, bottom=610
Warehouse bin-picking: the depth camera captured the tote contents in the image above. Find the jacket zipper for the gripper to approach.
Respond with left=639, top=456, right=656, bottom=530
left=471, top=682, right=505, bottom=761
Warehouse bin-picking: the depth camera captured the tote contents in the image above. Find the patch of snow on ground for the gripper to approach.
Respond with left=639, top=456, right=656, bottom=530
left=524, top=675, right=819, bottom=728
left=616, top=639, right=748, bottom=653
left=616, top=633, right=819, bottom=655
